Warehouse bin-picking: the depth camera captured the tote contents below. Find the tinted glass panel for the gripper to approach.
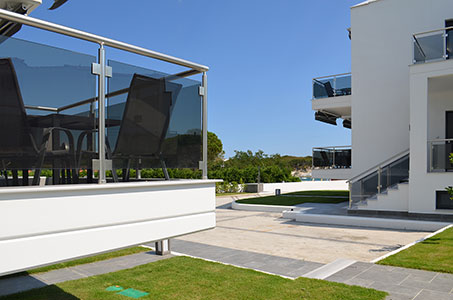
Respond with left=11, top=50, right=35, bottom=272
left=107, top=60, right=202, bottom=170
left=0, top=36, right=96, bottom=186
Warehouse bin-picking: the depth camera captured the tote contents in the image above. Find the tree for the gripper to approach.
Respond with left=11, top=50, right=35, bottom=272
left=208, top=131, right=224, bottom=163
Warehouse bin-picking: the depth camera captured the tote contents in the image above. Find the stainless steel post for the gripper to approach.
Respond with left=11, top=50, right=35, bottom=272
left=377, top=167, right=381, bottom=194
left=333, top=76, right=337, bottom=97
left=98, top=44, right=106, bottom=184
left=202, top=72, right=208, bottom=179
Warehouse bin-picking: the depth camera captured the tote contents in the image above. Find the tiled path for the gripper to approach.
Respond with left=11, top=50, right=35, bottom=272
left=1, top=240, right=453, bottom=300
left=0, top=251, right=169, bottom=297
left=325, top=261, right=453, bottom=300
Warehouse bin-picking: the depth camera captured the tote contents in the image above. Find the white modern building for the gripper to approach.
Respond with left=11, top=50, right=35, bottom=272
left=312, top=0, right=453, bottom=217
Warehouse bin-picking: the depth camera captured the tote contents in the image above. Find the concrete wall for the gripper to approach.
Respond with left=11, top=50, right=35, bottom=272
left=0, top=180, right=218, bottom=276
left=409, top=60, right=453, bottom=214
left=350, top=0, right=453, bottom=177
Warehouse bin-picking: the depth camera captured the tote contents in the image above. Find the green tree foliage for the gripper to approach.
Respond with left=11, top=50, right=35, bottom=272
left=208, top=131, right=224, bottom=163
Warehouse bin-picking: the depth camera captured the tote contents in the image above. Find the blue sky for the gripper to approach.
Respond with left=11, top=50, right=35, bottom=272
left=15, top=0, right=361, bottom=158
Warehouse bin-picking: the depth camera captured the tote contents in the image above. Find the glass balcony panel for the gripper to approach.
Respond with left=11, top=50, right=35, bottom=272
left=431, top=142, right=453, bottom=171
left=414, top=33, right=445, bottom=63
left=312, top=147, right=351, bottom=169
left=312, top=149, right=333, bottom=168
left=334, top=75, right=352, bottom=96
left=0, top=36, right=96, bottom=176
left=312, top=74, right=351, bottom=99
left=107, top=60, right=202, bottom=171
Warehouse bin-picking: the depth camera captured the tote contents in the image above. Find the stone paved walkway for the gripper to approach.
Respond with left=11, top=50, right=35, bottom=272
left=1, top=240, right=453, bottom=300
left=0, top=250, right=169, bottom=297
left=325, top=261, right=453, bottom=300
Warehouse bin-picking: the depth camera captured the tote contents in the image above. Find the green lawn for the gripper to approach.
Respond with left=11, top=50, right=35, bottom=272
left=1, top=256, right=387, bottom=300
left=378, top=227, right=453, bottom=273
left=5, top=246, right=149, bottom=277
left=236, top=190, right=349, bottom=206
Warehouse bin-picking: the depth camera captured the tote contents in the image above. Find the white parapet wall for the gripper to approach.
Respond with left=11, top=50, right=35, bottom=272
left=0, top=180, right=218, bottom=276
left=262, top=181, right=348, bottom=194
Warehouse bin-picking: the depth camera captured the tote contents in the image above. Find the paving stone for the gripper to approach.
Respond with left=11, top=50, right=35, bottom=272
left=384, top=292, right=416, bottom=300
left=287, top=262, right=324, bottom=277
left=432, top=273, right=453, bottom=286
left=33, top=268, right=85, bottom=284
left=413, top=289, right=453, bottom=300
left=369, top=281, right=421, bottom=298
left=390, top=266, right=438, bottom=282
left=399, top=277, right=453, bottom=293
left=344, top=277, right=374, bottom=288
left=356, top=267, right=410, bottom=285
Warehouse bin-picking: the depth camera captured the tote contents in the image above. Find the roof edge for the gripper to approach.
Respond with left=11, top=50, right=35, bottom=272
left=351, top=0, right=382, bottom=9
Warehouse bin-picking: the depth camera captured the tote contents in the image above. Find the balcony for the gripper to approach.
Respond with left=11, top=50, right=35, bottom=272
left=311, top=73, right=351, bottom=128
left=311, top=146, right=352, bottom=180
left=413, top=27, right=452, bottom=64
left=0, top=9, right=217, bottom=276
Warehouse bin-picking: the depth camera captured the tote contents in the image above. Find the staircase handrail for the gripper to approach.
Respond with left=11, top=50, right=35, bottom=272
left=347, top=149, right=409, bottom=183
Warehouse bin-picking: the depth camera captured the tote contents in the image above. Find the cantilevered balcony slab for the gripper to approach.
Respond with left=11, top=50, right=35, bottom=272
left=312, top=168, right=352, bottom=180
left=311, top=73, right=351, bottom=123
left=0, top=179, right=219, bottom=276
left=312, top=94, right=351, bottom=119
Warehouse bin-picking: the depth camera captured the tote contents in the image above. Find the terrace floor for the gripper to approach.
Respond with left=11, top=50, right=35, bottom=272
left=178, top=195, right=427, bottom=263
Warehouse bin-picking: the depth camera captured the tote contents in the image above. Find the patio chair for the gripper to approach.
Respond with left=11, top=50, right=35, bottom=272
left=76, top=74, right=180, bottom=182
left=324, top=81, right=335, bottom=97
left=0, top=58, right=76, bottom=186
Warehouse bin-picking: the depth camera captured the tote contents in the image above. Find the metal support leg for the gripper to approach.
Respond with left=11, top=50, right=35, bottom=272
left=155, top=239, right=170, bottom=255
left=201, top=72, right=208, bottom=179
left=160, top=158, right=170, bottom=180
left=12, top=170, right=18, bottom=186
left=22, top=169, right=28, bottom=186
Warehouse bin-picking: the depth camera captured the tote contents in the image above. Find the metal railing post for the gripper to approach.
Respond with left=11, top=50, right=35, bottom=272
left=429, top=141, right=433, bottom=172
left=202, top=72, right=208, bottom=179
left=98, top=44, right=106, bottom=184
left=377, top=167, right=381, bottom=194
left=333, top=76, right=337, bottom=97
left=444, top=30, right=448, bottom=59
left=332, top=147, right=335, bottom=168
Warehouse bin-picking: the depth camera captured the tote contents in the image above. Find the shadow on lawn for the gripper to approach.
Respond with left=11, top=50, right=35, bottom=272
left=1, top=285, right=81, bottom=300
left=0, top=275, right=80, bottom=300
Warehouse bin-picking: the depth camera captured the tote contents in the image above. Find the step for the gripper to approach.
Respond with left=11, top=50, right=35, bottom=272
left=303, top=259, right=356, bottom=279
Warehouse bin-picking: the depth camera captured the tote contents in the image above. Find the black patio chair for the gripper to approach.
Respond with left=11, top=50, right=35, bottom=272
left=76, top=74, right=181, bottom=182
left=0, top=58, right=76, bottom=186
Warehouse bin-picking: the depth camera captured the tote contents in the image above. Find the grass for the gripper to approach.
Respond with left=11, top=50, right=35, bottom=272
left=1, top=256, right=387, bottom=300
left=5, top=246, right=149, bottom=277
left=216, top=192, right=251, bottom=196
left=236, top=190, right=349, bottom=206
left=378, top=227, right=453, bottom=273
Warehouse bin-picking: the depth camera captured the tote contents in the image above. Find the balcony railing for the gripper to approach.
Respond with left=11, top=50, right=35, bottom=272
left=428, top=139, right=453, bottom=172
left=413, top=27, right=453, bottom=64
left=312, top=146, right=351, bottom=169
left=349, top=151, right=409, bottom=208
left=0, top=9, right=209, bottom=187
left=312, top=73, right=351, bottom=100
